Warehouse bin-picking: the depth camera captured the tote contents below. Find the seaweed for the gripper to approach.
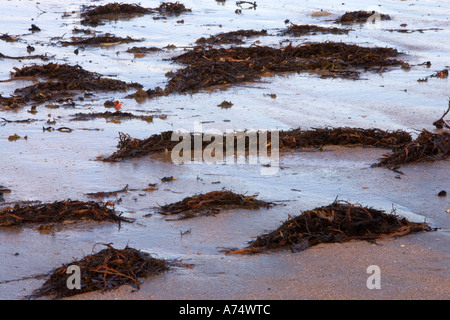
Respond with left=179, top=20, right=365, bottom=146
left=338, top=10, right=391, bottom=24
left=226, top=200, right=434, bottom=254
left=146, top=41, right=408, bottom=97
left=61, top=34, right=141, bottom=46
left=102, top=127, right=412, bottom=162
left=0, top=200, right=133, bottom=227
left=373, top=130, right=450, bottom=167
left=281, top=23, right=350, bottom=36
left=0, top=63, right=142, bottom=110
left=195, top=29, right=268, bottom=45
left=71, top=111, right=154, bottom=123
left=157, top=190, right=273, bottom=219
left=28, top=244, right=169, bottom=299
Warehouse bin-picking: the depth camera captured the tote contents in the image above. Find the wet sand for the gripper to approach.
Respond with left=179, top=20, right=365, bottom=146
left=0, top=0, right=449, bottom=300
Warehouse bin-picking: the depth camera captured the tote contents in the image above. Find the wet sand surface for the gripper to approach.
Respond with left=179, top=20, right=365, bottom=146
left=0, top=0, right=449, bottom=300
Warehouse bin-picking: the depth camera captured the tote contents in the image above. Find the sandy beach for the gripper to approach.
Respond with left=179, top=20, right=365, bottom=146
left=0, top=0, right=449, bottom=301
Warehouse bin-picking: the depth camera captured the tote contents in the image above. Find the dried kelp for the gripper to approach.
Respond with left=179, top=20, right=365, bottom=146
left=0, top=63, right=142, bottom=109
left=0, top=52, right=50, bottom=61
left=338, top=11, right=391, bottom=24
left=28, top=244, right=169, bottom=299
left=147, top=41, right=408, bottom=97
left=227, top=200, right=433, bottom=254
left=61, top=34, right=142, bottom=46
left=80, top=2, right=191, bottom=26
left=80, top=2, right=153, bottom=26
left=373, top=130, right=450, bottom=167
left=158, top=190, right=273, bottom=219
left=433, top=101, right=450, bottom=129
left=71, top=111, right=154, bottom=123
left=0, top=200, right=133, bottom=227
left=195, top=29, right=268, bottom=45
left=281, top=23, right=349, bottom=36
left=103, top=127, right=411, bottom=162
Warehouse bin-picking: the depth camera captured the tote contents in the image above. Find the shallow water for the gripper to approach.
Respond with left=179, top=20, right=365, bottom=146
left=0, top=0, right=449, bottom=300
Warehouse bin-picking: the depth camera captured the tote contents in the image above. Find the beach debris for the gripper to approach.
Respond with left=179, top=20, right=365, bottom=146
left=157, top=190, right=273, bottom=220
left=0, top=52, right=50, bottom=61
left=0, top=63, right=142, bottom=110
left=28, top=244, right=169, bottom=299
left=195, top=29, right=268, bottom=46
left=29, top=24, right=41, bottom=32
left=337, top=10, right=391, bottom=24
left=80, top=2, right=191, bottom=26
left=438, top=190, right=447, bottom=197
left=85, top=185, right=130, bottom=198
left=61, top=34, right=142, bottom=46
left=146, top=41, right=408, bottom=98
left=71, top=111, right=154, bottom=123
left=281, top=23, right=350, bottom=36
left=0, top=34, right=19, bottom=42
left=161, top=176, right=177, bottom=182
left=432, top=100, right=450, bottom=129
left=102, top=127, right=411, bottom=162
left=226, top=200, right=434, bottom=254
left=373, top=130, right=450, bottom=167
left=0, top=200, right=134, bottom=227
left=217, top=100, right=233, bottom=108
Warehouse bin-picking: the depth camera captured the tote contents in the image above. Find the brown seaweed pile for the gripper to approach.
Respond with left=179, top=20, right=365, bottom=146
left=195, top=29, right=268, bottom=45
left=338, top=10, right=391, bottom=24
left=157, top=190, right=273, bottom=219
left=71, top=111, right=154, bottom=123
left=80, top=2, right=191, bottom=26
left=0, top=63, right=142, bottom=110
left=0, top=200, right=133, bottom=227
left=373, top=130, right=450, bottom=167
left=226, top=200, right=433, bottom=254
left=28, top=245, right=169, bottom=299
left=102, top=127, right=412, bottom=162
left=281, top=23, right=350, bottom=36
left=147, top=41, right=409, bottom=97
left=61, top=34, right=142, bottom=46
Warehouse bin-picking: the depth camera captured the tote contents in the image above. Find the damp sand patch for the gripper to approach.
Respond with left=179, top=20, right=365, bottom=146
left=27, top=244, right=169, bottom=299
left=225, top=200, right=434, bottom=254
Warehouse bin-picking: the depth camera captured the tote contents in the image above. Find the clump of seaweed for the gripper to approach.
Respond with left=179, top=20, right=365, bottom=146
left=338, top=10, right=391, bottom=24
left=146, top=41, right=408, bottom=97
left=0, top=63, right=142, bottom=110
left=71, top=111, right=154, bottom=123
left=157, top=190, right=274, bottom=220
left=102, top=127, right=411, bottom=162
left=373, top=130, right=450, bottom=167
left=281, top=23, right=349, bottom=36
left=195, top=29, right=268, bottom=45
left=80, top=2, right=153, bottom=26
left=226, top=200, right=434, bottom=254
left=80, top=2, right=191, bottom=26
left=61, top=34, right=142, bottom=46
left=28, top=244, right=169, bottom=299
left=0, top=200, right=133, bottom=227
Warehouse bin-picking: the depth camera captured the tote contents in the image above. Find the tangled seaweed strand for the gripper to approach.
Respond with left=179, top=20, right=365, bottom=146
left=103, top=127, right=412, bottom=162
left=158, top=190, right=273, bottom=219
left=230, top=200, right=433, bottom=254
left=373, top=130, right=450, bottom=167
left=0, top=200, right=133, bottom=227
left=147, top=41, right=408, bottom=97
left=28, top=245, right=169, bottom=299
